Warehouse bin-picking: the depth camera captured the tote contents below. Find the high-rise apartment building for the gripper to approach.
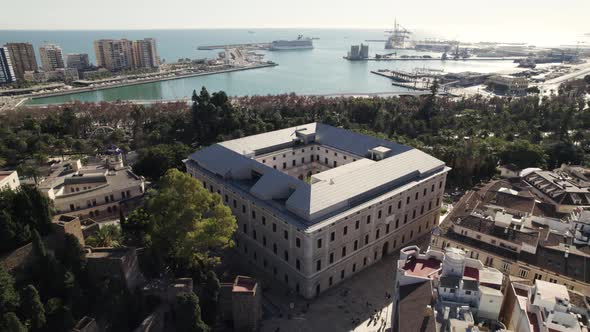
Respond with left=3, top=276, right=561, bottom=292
left=132, top=38, right=159, bottom=69
left=3, top=42, right=38, bottom=81
left=0, top=47, right=16, bottom=85
left=93, top=39, right=135, bottom=72
left=39, top=43, right=65, bottom=71
left=186, top=123, right=449, bottom=298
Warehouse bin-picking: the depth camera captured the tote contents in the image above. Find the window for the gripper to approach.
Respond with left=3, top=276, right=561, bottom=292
left=296, top=237, right=301, bottom=248
left=364, top=234, right=369, bottom=245
left=329, top=276, right=333, bottom=286
left=296, top=259, right=301, bottom=271
left=317, top=238, right=322, bottom=248
left=242, top=224, right=248, bottom=233
left=301, top=157, right=305, bottom=163
left=340, top=269, right=345, bottom=280
left=412, top=210, right=416, bottom=219
left=333, top=161, right=337, bottom=167
left=423, top=188, right=427, bottom=196
left=251, top=210, right=256, bottom=219
left=415, top=192, right=419, bottom=200
left=242, top=205, right=246, bottom=213
left=354, top=240, right=358, bottom=251
left=263, top=236, right=267, bottom=247
left=386, top=224, right=390, bottom=234
left=355, top=220, right=360, bottom=229
left=398, top=201, right=401, bottom=209
left=363, top=257, right=367, bottom=266
left=253, top=230, right=257, bottom=240
left=388, top=206, right=392, bottom=214
left=366, top=215, right=371, bottom=224
left=406, top=197, right=410, bottom=204
left=316, top=260, right=322, bottom=271
left=330, top=232, right=335, bottom=241
left=534, top=273, right=542, bottom=280
left=325, top=158, right=328, bottom=164
left=395, top=219, right=399, bottom=229
left=272, top=223, right=277, bottom=232
left=284, top=250, right=289, bottom=262
left=224, top=194, right=229, bottom=203
left=292, top=160, right=296, bottom=166
left=378, top=210, right=382, bottom=219
left=501, top=262, right=511, bottom=272
left=284, top=230, right=288, bottom=240
left=404, top=214, right=408, bottom=224
left=70, top=204, right=75, bottom=211
left=519, top=269, right=529, bottom=278
left=283, top=162, right=286, bottom=169
left=343, top=226, right=348, bottom=236
left=233, top=199, right=237, bottom=208
left=273, top=243, right=277, bottom=254
left=439, top=181, right=443, bottom=188
left=105, top=196, right=110, bottom=203
left=431, top=184, right=435, bottom=192
left=262, top=216, right=266, bottom=225
left=329, top=252, right=334, bottom=264
left=352, top=263, right=356, bottom=273
left=341, top=246, right=347, bottom=257
left=376, top=229, right=380, bottom=239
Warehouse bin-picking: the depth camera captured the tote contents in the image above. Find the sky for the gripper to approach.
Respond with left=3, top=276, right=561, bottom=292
left=2, top=0, right=589, bottom=45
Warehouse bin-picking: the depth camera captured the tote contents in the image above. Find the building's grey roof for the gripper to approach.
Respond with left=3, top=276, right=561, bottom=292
left=64, top=175, right=107, bottom=185
left=188, top=123, right=447, bottom=223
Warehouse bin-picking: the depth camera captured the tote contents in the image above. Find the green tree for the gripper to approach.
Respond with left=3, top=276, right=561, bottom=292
left=120, top=207, right=152, bottom=246
left=86, top=225, right=123, bottom=248
left=44, top=298, right=75, bottom=332
left=174, top=292, right=209, bottom=332
left=0, top=312, right=27, bottom=332
left=0, top=265, right=19, bottom=313
left=146, top=169, right=237, bottom=270
left=61, top=234, right=87, bottom=278
left=133, top=143, right=192, bottom=180
left=200, top=271, right=220, bottom=325
left=500, top=139, right=547, bottom=169
left=21, top=285, right=45, bottom=330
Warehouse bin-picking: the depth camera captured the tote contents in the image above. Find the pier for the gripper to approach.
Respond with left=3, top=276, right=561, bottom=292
left=359, top=56, right=525, bottom=62
left=371, top=70, right=444, bottom=91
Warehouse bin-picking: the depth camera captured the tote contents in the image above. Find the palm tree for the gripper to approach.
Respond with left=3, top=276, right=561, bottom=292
left=86, top=225, right=122, bottom=248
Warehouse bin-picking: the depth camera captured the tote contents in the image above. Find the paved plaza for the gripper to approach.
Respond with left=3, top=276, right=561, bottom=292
left=224, top=234, right=432, bottom=332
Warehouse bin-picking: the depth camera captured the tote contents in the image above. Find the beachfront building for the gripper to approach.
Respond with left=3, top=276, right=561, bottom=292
left=38, top=151, right=145, bottom=221
left=132, top=38, right=159, bottom=69
left=392, top=246, right=505, bottom=332
left=0, top=170, right=20, bottom=191
left=432, top=175, right=590, bottom=295
left=3, top=42, right=38, bottom=81
left=0, top=47, right=16, bottom=85
left=185, top=123, right=449, bottom=298
left=94, top=39, right=135, bottom=72
left=39, top=43, right=65, bottom=71
left=94, top=38, right=159, bottom=72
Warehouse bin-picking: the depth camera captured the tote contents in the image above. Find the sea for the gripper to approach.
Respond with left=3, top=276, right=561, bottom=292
left=0, top=29, right=521, bottom=104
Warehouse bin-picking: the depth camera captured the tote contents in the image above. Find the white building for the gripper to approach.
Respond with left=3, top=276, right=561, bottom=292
left=0, top=170, right=20, bottom=191
left=38, top=152, right=145, bottom=221
left=186, top=123, right=449, bottom=298
left=392, top=246, right=504, bottom=332
left=502, top=279, right=589, bottom=332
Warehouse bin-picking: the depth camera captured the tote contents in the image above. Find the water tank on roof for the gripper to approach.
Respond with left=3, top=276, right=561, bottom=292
left=442, top=247, right=466, bottom=277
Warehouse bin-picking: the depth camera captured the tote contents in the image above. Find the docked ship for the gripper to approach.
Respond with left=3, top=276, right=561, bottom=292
left=270, top=35, right=314, bottom=51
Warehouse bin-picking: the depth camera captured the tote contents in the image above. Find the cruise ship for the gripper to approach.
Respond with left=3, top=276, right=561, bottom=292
left=270, top=35, right=313, bottom=51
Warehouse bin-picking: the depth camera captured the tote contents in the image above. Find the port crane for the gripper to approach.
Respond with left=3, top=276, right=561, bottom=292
left=384, top=19, right=411, bottom=49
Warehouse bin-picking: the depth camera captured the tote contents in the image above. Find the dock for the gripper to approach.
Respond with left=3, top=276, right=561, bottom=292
left=361, top=56, right=525, bottom=62
left=197, top=43, right=271, bottom=51
left=371, top=70, right=438, bottom=91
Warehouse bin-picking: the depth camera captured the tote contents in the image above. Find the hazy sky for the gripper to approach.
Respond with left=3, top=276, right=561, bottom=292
left=2, top=0, right=589, bottom=45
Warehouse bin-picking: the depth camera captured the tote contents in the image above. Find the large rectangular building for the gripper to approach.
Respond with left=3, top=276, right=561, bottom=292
left=93, top=39, right=135, bottom=72
left=132, top=38, right=159, bottom=69
left=185, top=123, right=449, bottom=298
left=3, top=42, right=38, bottom=81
